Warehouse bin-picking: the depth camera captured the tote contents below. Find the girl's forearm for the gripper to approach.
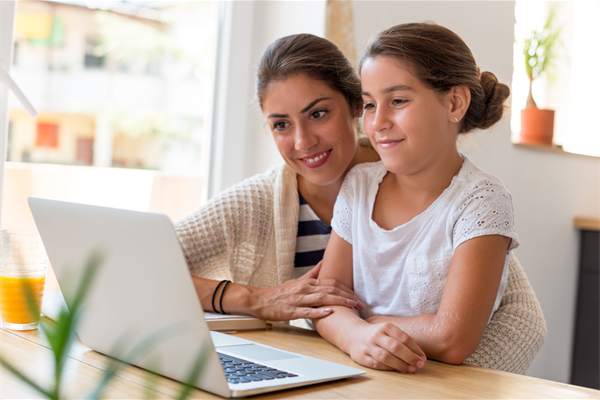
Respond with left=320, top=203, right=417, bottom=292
left=313, top=306, right=366, bottom=354
left=366, top=313, right=479, bottom=364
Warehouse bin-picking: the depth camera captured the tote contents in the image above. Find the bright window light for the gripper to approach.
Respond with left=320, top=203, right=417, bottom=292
left=511, top=0, right=599, bottom=157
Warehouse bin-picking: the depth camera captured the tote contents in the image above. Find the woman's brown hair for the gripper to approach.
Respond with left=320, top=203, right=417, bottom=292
left=256, top=33, right=362, bottom=115
left=360, top=22, right=510, bottom=134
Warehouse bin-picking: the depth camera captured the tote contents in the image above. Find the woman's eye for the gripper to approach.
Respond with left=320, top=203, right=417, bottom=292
left=272, top=121, right=288, bottom=131
left=392, top=99, right=407, bottom=106
left=363, top=102, right=375, bottom=111
left=310, top=110, right=327, bottom=120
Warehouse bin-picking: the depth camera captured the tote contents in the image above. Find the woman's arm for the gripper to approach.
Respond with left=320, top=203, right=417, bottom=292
left=313, top=231, right=426, bottom=372
left=174, top=169, right=364, bottom=321
left=366, top=234, right=511, bottom=364
left=191, top=263, right=364, bottom=320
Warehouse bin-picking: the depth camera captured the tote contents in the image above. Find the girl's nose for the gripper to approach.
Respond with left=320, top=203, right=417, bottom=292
left=371, top=106, right=393, bottom=133
left=294, top=124, right=319, bottom=152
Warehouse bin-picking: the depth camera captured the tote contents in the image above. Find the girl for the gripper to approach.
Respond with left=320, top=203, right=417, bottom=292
left=314, top=22, right=520, bottom=373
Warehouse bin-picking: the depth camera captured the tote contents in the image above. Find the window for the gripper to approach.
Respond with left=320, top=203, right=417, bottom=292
left=511, top=0, right=599, bottom=157
left=84, top=36, right=105, bottom=69
left=3, top=0, right=218, bottom=231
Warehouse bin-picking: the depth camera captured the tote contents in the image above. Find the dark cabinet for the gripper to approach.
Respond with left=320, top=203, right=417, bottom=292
left=570, top=229, right=599, bottom=389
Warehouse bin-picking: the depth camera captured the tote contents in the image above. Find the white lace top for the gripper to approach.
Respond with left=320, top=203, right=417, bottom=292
left=331, top=157, right=520, bottom=319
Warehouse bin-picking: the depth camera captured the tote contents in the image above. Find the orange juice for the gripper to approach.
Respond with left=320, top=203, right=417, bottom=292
left=0, top=274, right=46, bottom=325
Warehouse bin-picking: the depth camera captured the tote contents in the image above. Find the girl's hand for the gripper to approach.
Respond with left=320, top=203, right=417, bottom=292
left=347, top=322, right=427, bottom=372
left=249, top=262, right=365, bottom=321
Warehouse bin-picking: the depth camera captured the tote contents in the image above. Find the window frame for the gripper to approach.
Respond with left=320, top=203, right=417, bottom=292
left=1, top=0, right=18, bottom=229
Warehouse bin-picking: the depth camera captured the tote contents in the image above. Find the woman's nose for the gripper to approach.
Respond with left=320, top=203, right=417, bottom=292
left=294, top=124, right=318, bottom=152
left=371, top=106, right=393, bottom=133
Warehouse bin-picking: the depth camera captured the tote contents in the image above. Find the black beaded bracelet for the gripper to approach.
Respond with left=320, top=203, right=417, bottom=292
left=211, top=280, right=227, bottom=314
left=219, top=280, right=231, bottom=315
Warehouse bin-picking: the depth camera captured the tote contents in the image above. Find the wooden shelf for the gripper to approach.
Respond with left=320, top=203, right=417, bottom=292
left=574, top=217, right=600, bottom=231
left=513, top=142, right=598, bottom=159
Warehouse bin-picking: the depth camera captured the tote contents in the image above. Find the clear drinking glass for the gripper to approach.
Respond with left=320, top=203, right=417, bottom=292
left=0, top=230, right=48, bottom=330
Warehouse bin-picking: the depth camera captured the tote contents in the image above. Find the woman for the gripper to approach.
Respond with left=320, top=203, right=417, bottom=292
left=174, top=33, right=378, bottom=321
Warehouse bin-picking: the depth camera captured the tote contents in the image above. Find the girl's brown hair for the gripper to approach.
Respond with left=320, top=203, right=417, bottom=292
left=256, top=33, right=362, bottom=114
left=360, top=22, right=510, bottom=134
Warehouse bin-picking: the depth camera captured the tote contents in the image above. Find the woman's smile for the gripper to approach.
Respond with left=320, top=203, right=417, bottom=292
left=299, top=149, right=333, bottom=168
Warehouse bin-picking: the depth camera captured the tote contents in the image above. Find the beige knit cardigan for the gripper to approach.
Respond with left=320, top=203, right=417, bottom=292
left=173, top=164, right=547, bottom=375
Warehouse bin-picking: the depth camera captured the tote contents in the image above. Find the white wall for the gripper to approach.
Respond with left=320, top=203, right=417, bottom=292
left=224, top=0, right=599, bottom=383
left=245, top=0, right=327, bottom=178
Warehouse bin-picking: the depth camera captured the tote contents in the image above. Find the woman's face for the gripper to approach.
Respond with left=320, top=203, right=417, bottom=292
left=262, top=74, right=360, bottom=187
left=361, top=56, right=458, bottom=176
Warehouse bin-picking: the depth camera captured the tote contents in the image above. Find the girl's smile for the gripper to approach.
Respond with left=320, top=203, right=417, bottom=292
left=374, top=137, right=406, bottom=150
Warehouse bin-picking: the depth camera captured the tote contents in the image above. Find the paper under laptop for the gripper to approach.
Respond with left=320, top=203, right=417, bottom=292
left=42, top=290, right=268, bottom=332
left=29, top=197, right=364, bottom=398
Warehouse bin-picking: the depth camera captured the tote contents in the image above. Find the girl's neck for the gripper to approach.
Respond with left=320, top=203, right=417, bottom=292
left=392, top=150, right=464, bottom=197
left=372, top=149, right=464, bottom=230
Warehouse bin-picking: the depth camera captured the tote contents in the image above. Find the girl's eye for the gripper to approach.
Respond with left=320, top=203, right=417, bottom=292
left=392, top=99, right=407, bottom=106
left=310, top=110, right=327, bottom=120
left=363, top=102, right=375, bottom=111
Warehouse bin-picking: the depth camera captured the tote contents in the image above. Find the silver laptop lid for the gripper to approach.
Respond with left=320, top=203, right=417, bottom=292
left=28, top=197, right=231, bottom=398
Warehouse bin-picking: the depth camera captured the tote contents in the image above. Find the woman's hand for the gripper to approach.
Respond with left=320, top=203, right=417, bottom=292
left=347, top=321, right=427, bottom=373
left=248, top=262, right=365, bottom=321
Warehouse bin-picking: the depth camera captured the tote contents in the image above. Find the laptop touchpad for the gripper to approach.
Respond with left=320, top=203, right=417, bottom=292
left=217, top=344, right=300, bottom=362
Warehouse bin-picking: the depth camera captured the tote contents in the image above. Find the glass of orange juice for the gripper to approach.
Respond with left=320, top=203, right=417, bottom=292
left=0, top=230, right=48, bottom=330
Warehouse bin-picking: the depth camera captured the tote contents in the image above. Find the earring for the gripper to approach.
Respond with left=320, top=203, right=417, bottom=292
left=454, top=117, right=459, bottom=123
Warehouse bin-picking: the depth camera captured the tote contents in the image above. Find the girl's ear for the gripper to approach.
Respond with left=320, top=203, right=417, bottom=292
left=448, top=86, right=471, bottom=123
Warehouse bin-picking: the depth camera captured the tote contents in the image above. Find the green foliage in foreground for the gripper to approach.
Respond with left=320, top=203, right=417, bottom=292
left=0, top=251, right=208, bottom=400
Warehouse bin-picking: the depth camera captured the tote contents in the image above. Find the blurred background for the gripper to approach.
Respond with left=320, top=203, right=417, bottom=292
left=5, top=0, right=217, bottom=228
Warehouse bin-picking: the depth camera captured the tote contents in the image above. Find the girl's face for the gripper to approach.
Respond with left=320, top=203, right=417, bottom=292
left=361, top=56, right=459, bottom=176
left=262, top=74, right=361, bottom=187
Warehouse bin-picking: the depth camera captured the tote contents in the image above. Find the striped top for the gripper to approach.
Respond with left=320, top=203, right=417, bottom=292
left=293, top=192, right=332, bottom=279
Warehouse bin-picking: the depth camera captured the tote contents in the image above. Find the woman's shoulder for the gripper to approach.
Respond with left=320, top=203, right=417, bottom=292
left=219, top=164, right=287, bottom=196
left=346, top=160, right=387, bottom=181
left=178, top=164, right=287, bottom=222
left=338, top=161, right=386, bottom=201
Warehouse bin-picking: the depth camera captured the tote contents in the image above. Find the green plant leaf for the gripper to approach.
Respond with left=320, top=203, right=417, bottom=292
left=86, top=320, right=192, bottom=399
left=175, top=339, right=210, bottom=400
left=86, top=356, right=125, bottom=400
left=0, top=357, right=54, bottom=399
left=520, top=2, right=565, bottom=104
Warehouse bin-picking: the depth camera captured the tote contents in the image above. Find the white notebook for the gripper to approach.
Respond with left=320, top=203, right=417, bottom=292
left=42, top=290, right=267, bottom=331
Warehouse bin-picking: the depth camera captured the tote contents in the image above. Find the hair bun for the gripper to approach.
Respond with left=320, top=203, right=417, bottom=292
left=477, top=71, right=511, bottom=131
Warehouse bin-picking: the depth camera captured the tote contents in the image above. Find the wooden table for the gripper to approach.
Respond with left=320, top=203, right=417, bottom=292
left=2, top=320, right=598, bottom=399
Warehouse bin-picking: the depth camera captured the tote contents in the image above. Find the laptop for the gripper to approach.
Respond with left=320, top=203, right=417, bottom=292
left=28, top=197, right=365, bottom=398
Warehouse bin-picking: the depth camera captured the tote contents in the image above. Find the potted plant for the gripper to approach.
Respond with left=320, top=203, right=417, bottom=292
left=518, top=3, right=563, bottom=145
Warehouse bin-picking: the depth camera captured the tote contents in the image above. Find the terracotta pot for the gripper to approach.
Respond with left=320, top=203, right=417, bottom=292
left=520, top=107, right=555, bottom=145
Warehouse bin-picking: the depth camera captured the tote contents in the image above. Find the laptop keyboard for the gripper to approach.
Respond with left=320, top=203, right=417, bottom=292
left=218, top=353, right=298, bottom=385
